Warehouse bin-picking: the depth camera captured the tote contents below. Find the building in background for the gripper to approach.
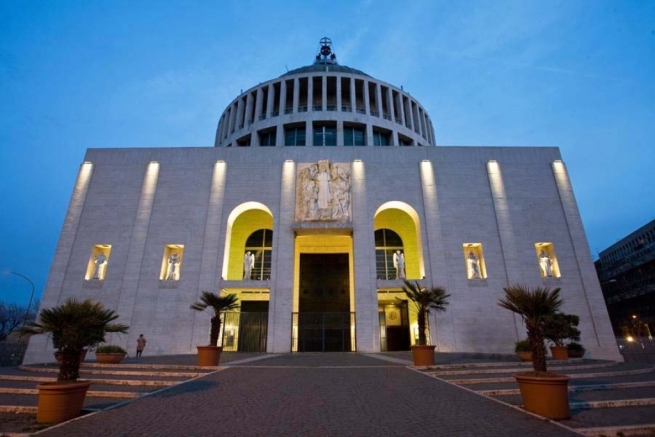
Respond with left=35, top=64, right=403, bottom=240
left=24, top=38, right=620, bottom=364
left=595, top=219, right=655, bottom=340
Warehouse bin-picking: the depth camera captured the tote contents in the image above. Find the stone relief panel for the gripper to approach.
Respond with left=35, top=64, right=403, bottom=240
left=296, top=160, right=351, bottom=222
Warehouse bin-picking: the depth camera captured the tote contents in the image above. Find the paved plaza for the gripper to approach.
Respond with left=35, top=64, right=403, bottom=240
left=32, top=353, right=581, bottom=437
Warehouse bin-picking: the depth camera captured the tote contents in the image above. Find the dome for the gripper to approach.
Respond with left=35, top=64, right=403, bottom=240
left=215, top=38, right=435, bottom=148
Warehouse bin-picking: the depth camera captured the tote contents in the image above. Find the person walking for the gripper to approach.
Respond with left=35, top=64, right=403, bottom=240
left=136, top=334, right=147, bottom=358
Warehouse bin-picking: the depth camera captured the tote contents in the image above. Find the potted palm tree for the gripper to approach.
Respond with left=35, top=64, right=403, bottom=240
left=498, top=285, right=570, bottom=420
left=400, top=279, right=450, bottom=366
left=543, top=312, right=581, bottom=360
left=190, top=291, right=239, bottom=366
left=19, top=299, right=129, bottom=423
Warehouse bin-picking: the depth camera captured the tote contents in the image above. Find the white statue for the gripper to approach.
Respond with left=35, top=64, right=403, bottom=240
left=92, top=253, right=108, bottom=280
left=244, top=251, right=255, bottom=280
left=539, top=251, right=553, bottom=277
left=166, top=253, right=180, bottom=280
left=393, top=250, right=405, bottom=279
left=467, top=251, right=481, bottom=279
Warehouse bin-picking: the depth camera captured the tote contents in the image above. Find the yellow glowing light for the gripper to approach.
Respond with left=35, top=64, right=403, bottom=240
left=626, top=336, right=635, bottom=342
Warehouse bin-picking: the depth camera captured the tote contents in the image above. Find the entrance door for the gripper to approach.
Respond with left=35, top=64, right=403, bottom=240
left=297, top=254, right=351, bottom=351
left=237, top=301, right=268, bottom=352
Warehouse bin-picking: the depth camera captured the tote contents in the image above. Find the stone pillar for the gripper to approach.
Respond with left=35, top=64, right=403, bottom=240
left=375, top=83, right=383, bottom=118
left=336, top=76, right=342, bottom=112
left=255, top=88, right=264, bottom=122
left=321, top=75, right=327, bottom=111
left=308, top=76, right=314, bottom=112
left=266, top=84, right=275, bottom=118
left=279, top=80, right=287, bottom=115
left=293, top=77, right=299, bottom=113
left=244, top=92, right=254, bottom=128
left=23, top=162, right=95, bottom=364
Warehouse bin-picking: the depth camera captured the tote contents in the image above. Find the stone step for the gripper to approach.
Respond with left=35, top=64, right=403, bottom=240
left=480, top=380, right=655, bottom=396
left=430, top=361, right=617, bottom=376
left=575, top=423, right=655, bottom=437
left=0, top=388, right=140, bottom=399
left=18, top=366, right=207, bottom=378
left=0, top=374, right=178, bottom=387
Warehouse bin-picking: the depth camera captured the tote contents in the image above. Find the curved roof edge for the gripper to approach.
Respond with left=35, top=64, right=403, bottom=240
left=282, top=64, right=370, bottom=77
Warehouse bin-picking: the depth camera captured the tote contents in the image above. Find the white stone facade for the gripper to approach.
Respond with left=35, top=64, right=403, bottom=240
left=24, top=41, right=621, bottom=363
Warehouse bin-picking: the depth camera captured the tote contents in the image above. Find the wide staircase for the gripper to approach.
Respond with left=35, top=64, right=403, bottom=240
left=423, top=358, right=655, bottom=437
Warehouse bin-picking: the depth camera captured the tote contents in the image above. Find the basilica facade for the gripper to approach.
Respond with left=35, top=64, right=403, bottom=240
left=24, top=39, right=620, bottom=363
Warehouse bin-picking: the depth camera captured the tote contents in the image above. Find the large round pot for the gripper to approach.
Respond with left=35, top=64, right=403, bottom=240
left=514, top=373, right=570, bottom=420
left=411, top=345, right=436, bottom=366
left=36, top=380, right=91, bottom=424
left=96, top=352, right=127, bottom=364
left=196, top=345, right=222, bottom=366
left=549, top=346, right=569, bottom=360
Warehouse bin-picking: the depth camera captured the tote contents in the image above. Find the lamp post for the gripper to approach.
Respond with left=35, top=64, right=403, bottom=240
left=9, top=270, right=35, bottom=325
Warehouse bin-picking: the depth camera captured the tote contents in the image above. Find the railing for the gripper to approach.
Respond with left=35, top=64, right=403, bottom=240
left=292, top=312, right=355, bottom=352
left=219, top=312, right=268, bottom=352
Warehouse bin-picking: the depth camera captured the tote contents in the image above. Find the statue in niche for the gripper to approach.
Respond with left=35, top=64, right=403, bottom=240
left=467, top=251, right=481, bottom=279
left=166, top=253, right=180, bottom=280
left=393, top=250, right=405, bottom=279
left=540, top=251, right=554, bottom=277
left=243, top=251, right=255, bottom=280
left=297, top=160, right=351, bottom=222
left=92, top=253, right=108, bottom=280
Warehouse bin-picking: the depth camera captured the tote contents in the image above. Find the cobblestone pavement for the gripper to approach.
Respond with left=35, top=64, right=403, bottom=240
left=34, top=353, right=581, bottom=437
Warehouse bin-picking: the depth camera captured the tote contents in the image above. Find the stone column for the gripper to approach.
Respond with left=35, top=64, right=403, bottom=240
left=293, top=77, right=299, bottom=113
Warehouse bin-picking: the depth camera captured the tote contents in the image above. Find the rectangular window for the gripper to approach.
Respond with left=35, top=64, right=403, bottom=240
left=462, top=243, right=486, bottom=280
left=373, top=130, right=390, bottom=146
left=259, top=131, right=276, bottom=146
left=535, top=242, right=561, bottom=278
left=161, top=245, right=184, bottom=281
left=85, top=244, right=112, bottom=281
left=285, top=126, right=306, bottom=146
left=344, top=126, right=365, bottom=146
left=313, top=126, right=337, bottom=146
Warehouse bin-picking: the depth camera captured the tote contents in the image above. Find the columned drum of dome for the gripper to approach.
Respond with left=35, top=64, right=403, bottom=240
left=23, top=38, right=622, bottom=364
left=215, top=37, right=436, bottom=149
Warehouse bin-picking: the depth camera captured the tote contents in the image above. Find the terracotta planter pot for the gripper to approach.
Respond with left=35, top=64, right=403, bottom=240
left=36, top=380, right=91, bottom=424
left=567, top=349, right=585, bottom=359
left=514, top=373, right=570, bottom=420
left=197, top=345, right=222, bottom=366
left=549, top=345, right=569, bottom=360
left=517, top=352, right=533, bottom=362
left=410, top=345, right=436, bottom=366
left=96, top=352, right=127, bottom=364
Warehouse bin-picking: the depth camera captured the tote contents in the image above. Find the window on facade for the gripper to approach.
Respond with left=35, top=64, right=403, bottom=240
left=245, top=229, right=273, bottom=280
left=375, top=229, right=403, bottom=280
left=535, top=242, right=561, bottom=278
left=313, top=125, right=337, bottom=146
left=160, top=245, right=184, bottom=281
left=85, top=244, right=112, bottom=281
left=462, top=243, right=486, bottom=280
left=285, top=126, right=306, bottom=146
left=259, top=130, right=276, bottom=147
left=344, top=126, right=365, bottom=146
left=373, top=130, right=390, bottom=146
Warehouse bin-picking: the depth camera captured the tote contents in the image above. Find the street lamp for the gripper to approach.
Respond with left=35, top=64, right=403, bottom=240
left=9, top=270, right=35, bottom=325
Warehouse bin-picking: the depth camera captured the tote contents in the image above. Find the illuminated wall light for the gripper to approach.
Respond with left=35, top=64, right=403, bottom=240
left=353, top=159, right=362, bottom=162
left=285, top=159, right=294, bottom=162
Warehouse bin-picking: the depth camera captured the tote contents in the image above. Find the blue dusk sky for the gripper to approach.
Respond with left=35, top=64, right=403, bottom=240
left=1, top=1, right=654, bottom=306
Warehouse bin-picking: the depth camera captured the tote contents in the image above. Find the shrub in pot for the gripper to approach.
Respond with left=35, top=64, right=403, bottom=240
left=19, top=299, right=129, bottom=423
left=190, top=291, right=239, bottom=366
left=400, top=279, right=450, bottom=367
left=567, top=342, right=586, bottom=358
left=498, top=285, right=570, bottom=420
left=95, top=344, right=128, bottom=364
left=543, top=312, right=581, bottom=360
left=515, top=339, right=533, bottom=362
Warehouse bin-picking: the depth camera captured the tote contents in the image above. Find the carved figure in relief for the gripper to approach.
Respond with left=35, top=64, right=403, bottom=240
left=297, top=160, right=351, bottom=222
left=317, top=160, right=331, bottom=210
left=244, top=251, right=255, bottom=280
left=92, top=253, right=108, bottom=280
left=467, top=251, right=481, bottom=279
left=393, top=250, right=405, bottom=279
left=539, top=251, right=553, bottom=277
left=166, top=253, right=180, bottom=280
